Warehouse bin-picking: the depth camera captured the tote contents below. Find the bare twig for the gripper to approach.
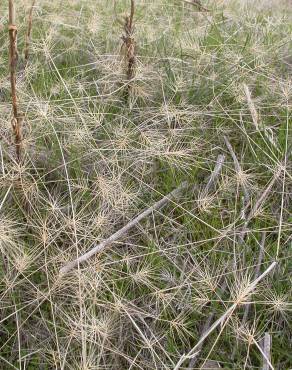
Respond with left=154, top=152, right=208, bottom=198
left=24, top=0, right=36, bottom=64
left=60, top=181, right=189, bottom=274
left=262, top=333, right=272, bottom=370
left=8, top=0, right=22, bottom=162
left=174, top=262, right=277, bottom=370
left=245, top=165, right=282, bottom=223
left=203, top=154, right=225, bottom=195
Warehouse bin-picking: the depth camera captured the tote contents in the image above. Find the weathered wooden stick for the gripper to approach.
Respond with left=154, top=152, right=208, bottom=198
left=203, top=154, right=225, bottom=195
left=60, top=181, right=189, bottom=274
left=60, top=153, right=225, bottom=274
left=262, top=333, right=272, bottom=370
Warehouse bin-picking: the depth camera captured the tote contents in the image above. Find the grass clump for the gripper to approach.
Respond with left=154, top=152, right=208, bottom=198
left=0, top=0, right=291, bottom=368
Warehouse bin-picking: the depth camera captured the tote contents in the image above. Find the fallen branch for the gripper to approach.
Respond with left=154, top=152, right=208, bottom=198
left=24, top=0, right=36, bottom=65
left=60, top=181, right=189, bottom=274
left=8, top=0, right=22, bottom=162
left=60, top=154, right=225, bottom=274
left=262, top=333, right=272, bottom=370
left=174, top=262, right=277, bottom=370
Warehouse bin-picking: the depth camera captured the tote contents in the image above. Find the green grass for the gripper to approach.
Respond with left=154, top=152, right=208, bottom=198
left=0, top=0, right=291, bottom=368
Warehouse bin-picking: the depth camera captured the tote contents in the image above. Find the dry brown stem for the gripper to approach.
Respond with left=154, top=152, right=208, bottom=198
left=8, top=0, right=22, bottom=162
left=24, top=0, right=36, bottom=64
left=122, top=0, right=136, bottom=89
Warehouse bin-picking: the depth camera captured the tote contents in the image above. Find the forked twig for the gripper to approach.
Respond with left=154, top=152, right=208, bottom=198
left=8, top=0, right=22, bottom=162
left=60, top=181, right=189, bottom=274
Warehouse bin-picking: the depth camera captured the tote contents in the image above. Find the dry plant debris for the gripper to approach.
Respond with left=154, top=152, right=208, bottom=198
left=0, top=0, right=291, bottom=368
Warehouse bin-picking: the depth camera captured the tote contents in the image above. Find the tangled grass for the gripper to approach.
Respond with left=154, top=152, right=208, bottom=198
left=0, top=0, right=291, bottom=368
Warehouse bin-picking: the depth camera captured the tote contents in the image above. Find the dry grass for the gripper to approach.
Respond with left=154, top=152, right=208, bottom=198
left=0, top=0, right=291, bottom=369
